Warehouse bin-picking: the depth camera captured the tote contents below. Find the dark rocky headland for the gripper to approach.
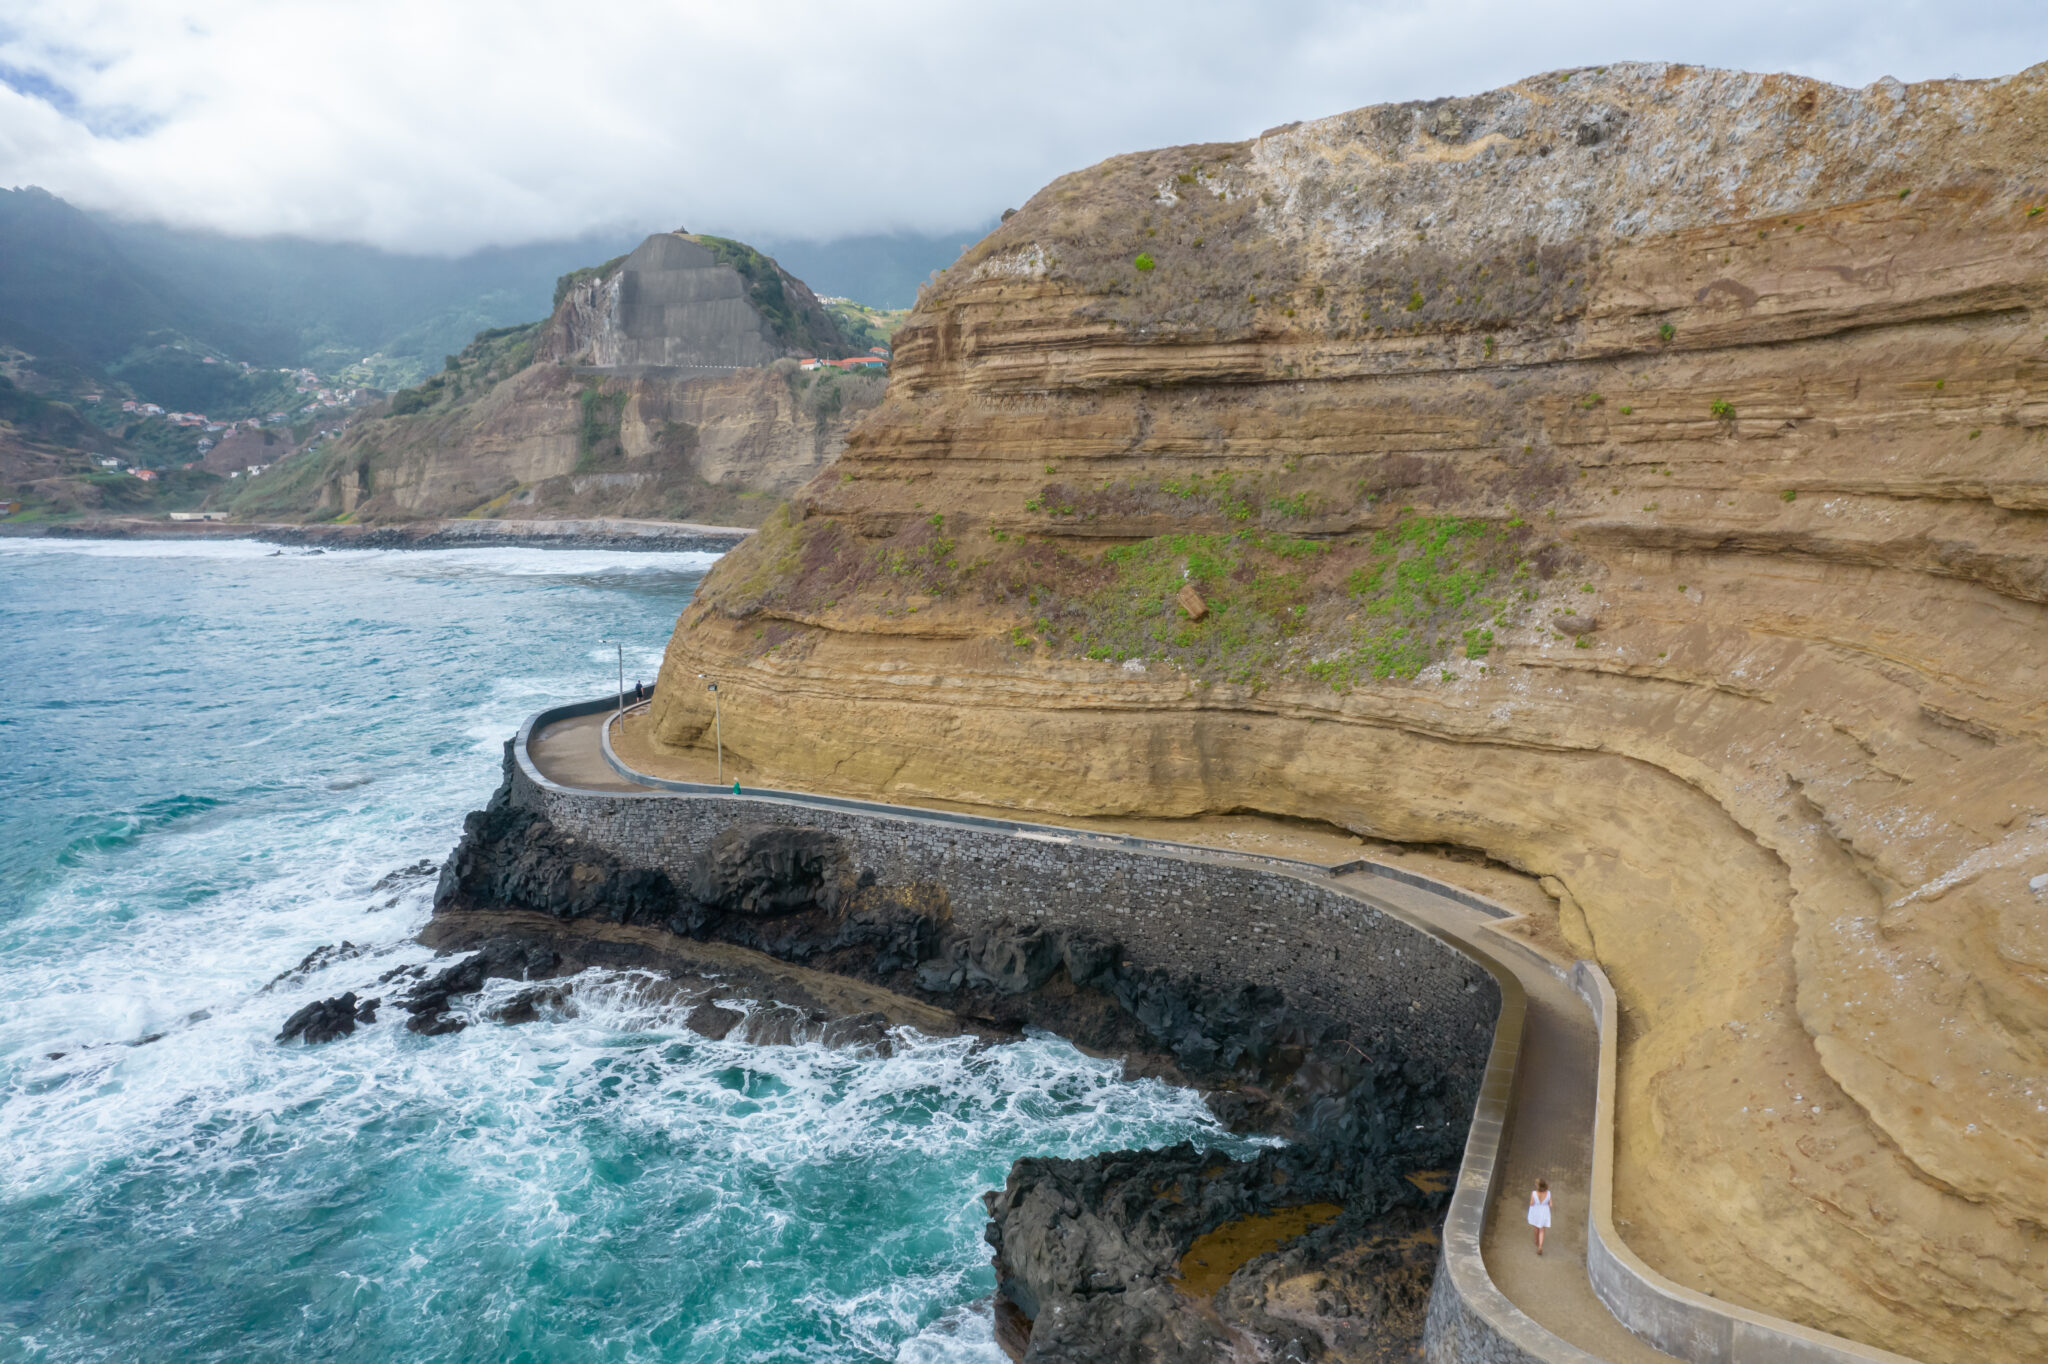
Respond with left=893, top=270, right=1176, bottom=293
left=338, top=746, right=1493, bottom=1361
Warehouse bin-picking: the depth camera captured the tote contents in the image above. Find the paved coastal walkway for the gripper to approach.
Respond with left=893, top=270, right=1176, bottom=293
left=524, top=710, right=1670, bottom=1362
left=527, top=712, right=650, bottom=792
left=1342, top=873, right=1668, bottom=1362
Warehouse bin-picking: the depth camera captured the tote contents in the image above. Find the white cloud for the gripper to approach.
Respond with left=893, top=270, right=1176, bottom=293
left=0, top=0, right=2041, bottom=253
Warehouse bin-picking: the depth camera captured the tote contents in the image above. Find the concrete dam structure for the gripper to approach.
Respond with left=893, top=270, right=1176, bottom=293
left=550, top=233, right=841, bottom=372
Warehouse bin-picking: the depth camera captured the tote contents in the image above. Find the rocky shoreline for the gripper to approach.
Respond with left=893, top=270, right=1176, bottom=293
left=275, top=752, right=1476, bottom=1361
left=0, top=515, right=751, bottom=554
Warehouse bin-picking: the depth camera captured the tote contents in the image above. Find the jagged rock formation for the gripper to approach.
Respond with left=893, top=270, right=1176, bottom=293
left=643, top=63, right=2048, bottom=1361
left=246, top=233, right=879, bottom=525
left=427, top=748, right=1472, bottom=1359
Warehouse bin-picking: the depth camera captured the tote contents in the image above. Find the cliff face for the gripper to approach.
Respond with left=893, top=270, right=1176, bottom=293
left=251, top=233, right=877, bottom=525
left=644, top=63, right=2048, bottom=1360
left=545, top=232, right=852, bottom=370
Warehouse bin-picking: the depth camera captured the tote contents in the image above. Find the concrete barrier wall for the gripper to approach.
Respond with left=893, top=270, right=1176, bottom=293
left=515, top=754, right=1499, bottom=1086
left=1421, top=951, right=1607, bottom=1364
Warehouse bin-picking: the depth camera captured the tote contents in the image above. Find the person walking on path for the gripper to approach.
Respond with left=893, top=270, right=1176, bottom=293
left=1529, top=1179, right=1552, bottom=1255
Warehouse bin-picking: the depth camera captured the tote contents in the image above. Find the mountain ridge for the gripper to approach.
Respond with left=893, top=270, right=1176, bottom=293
left=234, top=231, right=887, bottom=525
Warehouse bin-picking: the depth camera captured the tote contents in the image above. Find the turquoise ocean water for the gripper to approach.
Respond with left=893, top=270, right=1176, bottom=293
left=0, top=539, right=1245, bottom=1362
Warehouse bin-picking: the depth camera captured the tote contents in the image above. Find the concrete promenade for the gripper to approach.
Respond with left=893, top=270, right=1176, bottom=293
left=523, top=706, right=1671, bottom=1362
left=1345, top=872, right=1668, bottom=1362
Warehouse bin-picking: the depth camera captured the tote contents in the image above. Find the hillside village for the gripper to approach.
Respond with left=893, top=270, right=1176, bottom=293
left=0, top=346, right=377, bottom=519
left=2, top=236, right=904, bottom=525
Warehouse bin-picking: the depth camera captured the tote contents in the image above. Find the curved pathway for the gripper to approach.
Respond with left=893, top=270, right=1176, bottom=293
left=522, top=700, right=1921, bottom=1364
left=1342, top=871, right=1667, bottom=1361
left=523, top=704, right=1667, bottom=1360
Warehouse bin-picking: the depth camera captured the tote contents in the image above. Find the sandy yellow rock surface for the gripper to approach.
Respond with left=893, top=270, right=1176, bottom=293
left=646, top=63, right=2048, bottom=1360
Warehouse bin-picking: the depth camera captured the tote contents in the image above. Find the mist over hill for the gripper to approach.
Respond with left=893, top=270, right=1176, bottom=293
left=749, top=227, right=993, bottom=309
left=0, top=188, right=645, bottom=388
left=0, top=186, right=984, bottom=520
left=91, top=216, right=656, bottom=386
left=0, top=187, right=979, bottom=392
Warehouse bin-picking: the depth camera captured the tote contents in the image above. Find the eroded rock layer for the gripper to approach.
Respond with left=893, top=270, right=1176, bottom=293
left=645, top=63, right=2048, bottom=1360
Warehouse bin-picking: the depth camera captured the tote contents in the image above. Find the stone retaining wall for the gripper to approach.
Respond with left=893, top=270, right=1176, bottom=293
left=514, top=757, right=1500, bottom=1083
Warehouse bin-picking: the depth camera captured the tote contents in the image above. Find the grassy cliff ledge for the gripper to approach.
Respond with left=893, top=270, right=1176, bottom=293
left=645, top=63, right=2048, bottom=1361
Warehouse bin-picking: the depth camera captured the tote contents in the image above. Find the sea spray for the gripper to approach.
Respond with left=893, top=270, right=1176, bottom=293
left=0, top=540, right=1245, bottom=1361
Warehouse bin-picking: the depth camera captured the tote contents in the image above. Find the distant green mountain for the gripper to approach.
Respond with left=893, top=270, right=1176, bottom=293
left=2, top=186, right=985, bottom=389
left=0, top=186, right=643, bottom=390
left=93, top=214, right=643, bottom=387
left=0, top=187, right=267, bottom=370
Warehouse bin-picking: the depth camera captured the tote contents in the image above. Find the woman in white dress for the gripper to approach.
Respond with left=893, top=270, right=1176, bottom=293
left=1528, top=1178, right=1552, bottom=1254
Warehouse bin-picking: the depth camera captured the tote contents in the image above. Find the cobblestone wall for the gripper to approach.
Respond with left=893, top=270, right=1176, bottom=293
left=514, top=762, right=1498, bottom=1095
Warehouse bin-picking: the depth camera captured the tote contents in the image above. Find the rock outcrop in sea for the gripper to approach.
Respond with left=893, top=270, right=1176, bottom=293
left=636, top=63, right=2048, bottom=1362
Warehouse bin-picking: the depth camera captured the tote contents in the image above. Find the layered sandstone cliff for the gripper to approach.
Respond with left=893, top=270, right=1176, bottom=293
left=244, top=233, right=878, bottom=525
left=641, top=63, right=2048, bottom=1360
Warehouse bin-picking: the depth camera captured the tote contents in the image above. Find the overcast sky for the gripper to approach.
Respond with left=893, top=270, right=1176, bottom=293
left=1, top=1, right=2042, bottom=255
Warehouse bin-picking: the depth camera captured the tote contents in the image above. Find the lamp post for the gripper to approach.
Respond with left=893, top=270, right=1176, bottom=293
left=698, top=673, right=722, bottom=784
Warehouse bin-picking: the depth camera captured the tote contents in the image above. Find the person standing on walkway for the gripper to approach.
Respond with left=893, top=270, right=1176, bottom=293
left=1529, top=1178, right=1551, bottom=1254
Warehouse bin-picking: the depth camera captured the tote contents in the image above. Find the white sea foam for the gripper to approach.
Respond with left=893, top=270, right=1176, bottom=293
left=1, top=538, right=1232, bottom=1362
left=0, top=537, right=725, bottom=578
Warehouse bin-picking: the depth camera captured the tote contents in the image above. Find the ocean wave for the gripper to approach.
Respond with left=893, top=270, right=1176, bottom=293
left=0, top=536, right=1230, bottom=1362
left=0, top=538, right=725, bottom=576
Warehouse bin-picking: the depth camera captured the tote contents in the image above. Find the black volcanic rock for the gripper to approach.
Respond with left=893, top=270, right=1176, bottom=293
left=485, top=983, right=574, bottom=1024
left=277, top=992, right=362, bottom=1044
left=401, top=937, right=561, bottom=1035
left=262, top=940, right=367, bottom=993
left=685, top=1000, right=743, bottom=1040
left=691, top=823, right=849, bottom=917
left=435, top=772, right=691, bottom=931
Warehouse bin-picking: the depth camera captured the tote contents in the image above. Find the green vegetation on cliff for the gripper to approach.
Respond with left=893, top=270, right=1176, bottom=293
left=708, top=505, right=1555, bottom=690
left=387, top=322, right=543, bottom=416
left=692, top=235, right=849, bottom=358
left=1073, top=530, right=1323, bottom=683
left=1309, top=515, right=1529, bottom=685
left=1063, top=515, right=1535, bottom=686
left=576, top=383, right=628, bottom=467
left=552, top=254, right=629, bottom=311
